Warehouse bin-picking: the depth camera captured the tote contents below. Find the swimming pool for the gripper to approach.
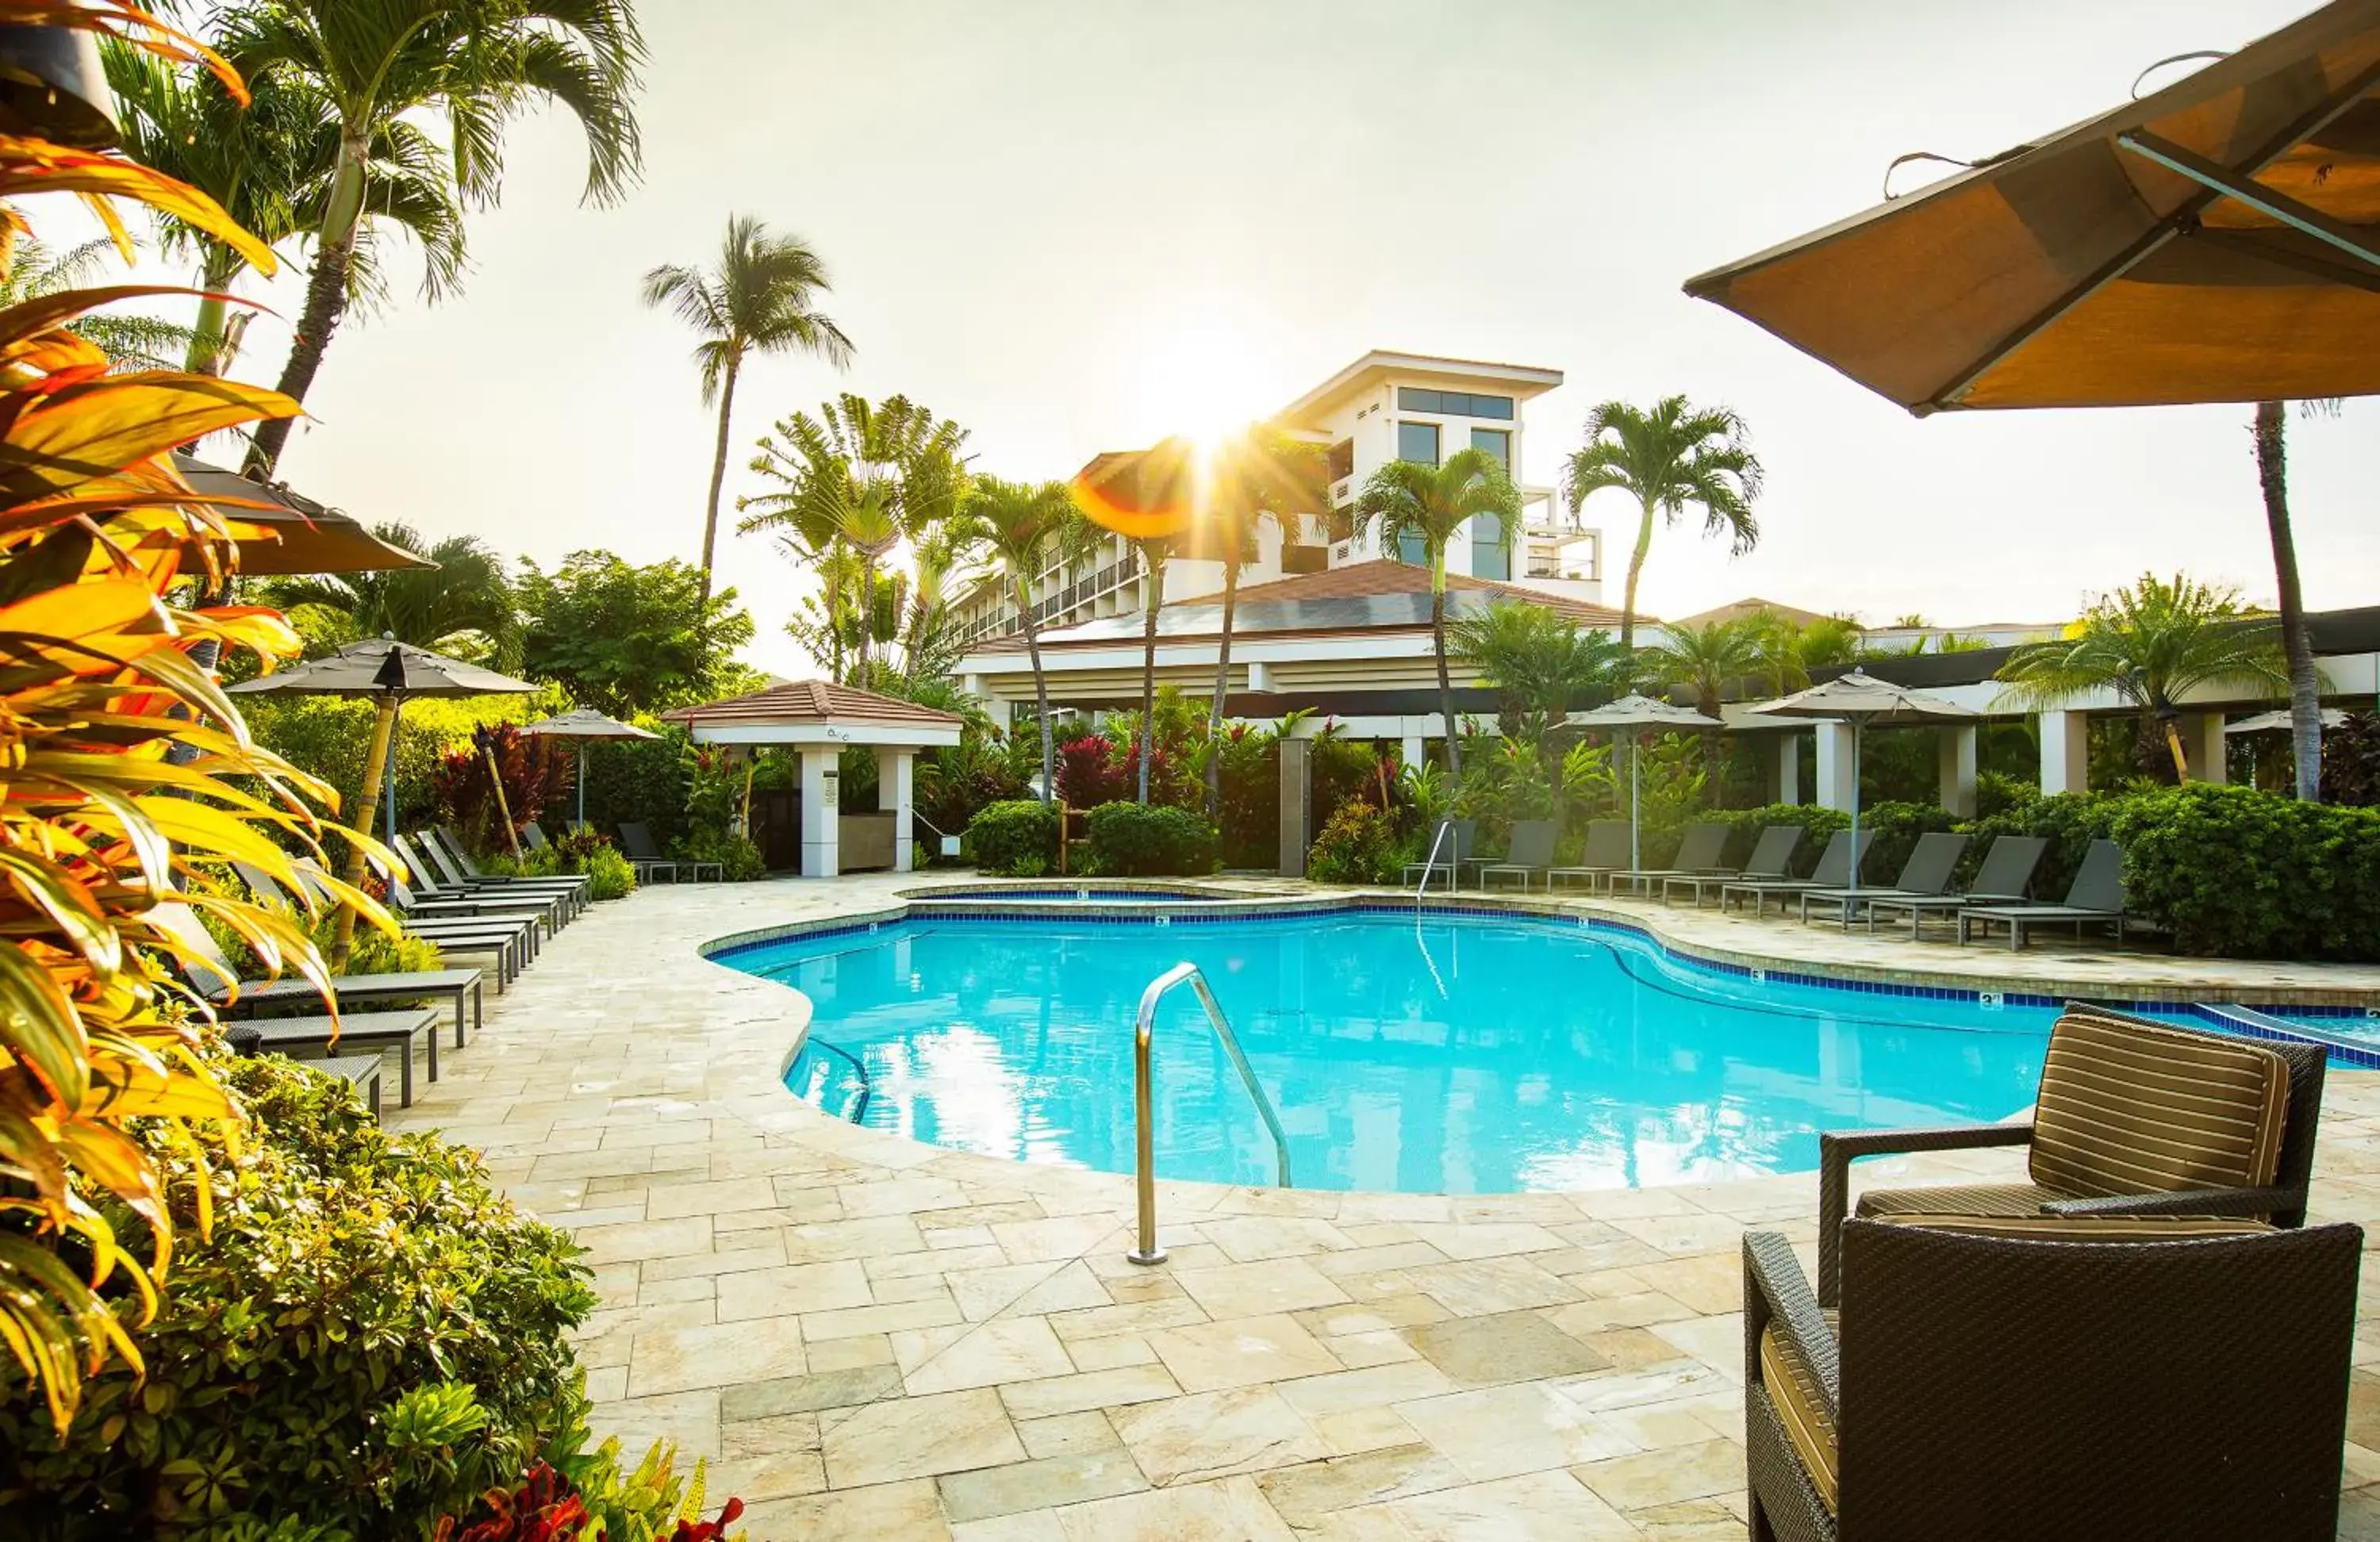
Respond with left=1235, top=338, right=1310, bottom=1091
left=718, top=906, right=2125, bottom=1194
left=920, top=885, right=1241, bottom=903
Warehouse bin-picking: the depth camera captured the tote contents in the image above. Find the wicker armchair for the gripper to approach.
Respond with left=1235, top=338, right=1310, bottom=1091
left=1817, top=1003, right=2326, bottom=1305
left=1746, top=1219, right=2363, bottom=1541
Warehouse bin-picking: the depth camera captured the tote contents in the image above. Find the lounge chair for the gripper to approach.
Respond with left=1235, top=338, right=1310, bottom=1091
left=1599, top=821, right=1729, bottom=897
left=221, top=1023, right=385, bottom=1121
left=394, top=836, right=573, bottom=934
left=1400, top=817, right=1473, bottom=892
left=616, top=822, right=688, bottom=883
left=1545, top=819, right=1630, bottom=891
left=1796, top=831, right=1968, bottom=927
left=1745, top=1217, right=2360, bottom=1541
left=1956, top=838, right=2127, bottom=949
left=277, top=858, right=538, bottom=982
left=1814, top=1003, right=2326, bottom=1306
left=1858, top=834, right=2047, bottom=940
left=1718, top=828, right=1871, bottom=917
left=427, top=826, right=590, bottom=915
left=240, top=1009, right=440, bottom=1107
left=522, top=821, right=551, bottom=850
left=152, top=902, right=486, bottom=1050
left=1660, top=824, right=1800, bottom=907
left=1475, top=819, right=1557, bottom=892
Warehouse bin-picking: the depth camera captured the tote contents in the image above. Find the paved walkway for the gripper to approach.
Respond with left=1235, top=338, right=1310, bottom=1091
left=389, top=874, right=2380, bottom=1540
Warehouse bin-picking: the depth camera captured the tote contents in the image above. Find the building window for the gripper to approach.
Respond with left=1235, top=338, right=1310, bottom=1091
left=1326, top=438, right=1353, bottom=481
left=1328, top=504, right=1353, bottom=543
left=1471, top=518, right=1511, bottom=581
left=1398, top=530, right=1429, bottom=566
left=1396, top=420, right=1440, bottom=466
left=1396, top=387, right=1515, bottom=420
left=1281, top=543, right=1328, bottom=574
left=1469, top=427, right=1510, bottom=469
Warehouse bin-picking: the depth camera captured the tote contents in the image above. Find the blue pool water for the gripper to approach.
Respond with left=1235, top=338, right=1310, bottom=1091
left=722, top=909, right=2116, bottom=1194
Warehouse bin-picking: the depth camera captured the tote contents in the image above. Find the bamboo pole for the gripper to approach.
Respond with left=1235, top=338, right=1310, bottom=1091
left=330, top=693, right=398, bottom=969
left=483, top=736, right=522, bottom=857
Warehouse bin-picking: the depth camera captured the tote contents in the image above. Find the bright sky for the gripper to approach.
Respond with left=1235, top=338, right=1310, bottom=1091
left=201, top=0, right=2372, bottom=675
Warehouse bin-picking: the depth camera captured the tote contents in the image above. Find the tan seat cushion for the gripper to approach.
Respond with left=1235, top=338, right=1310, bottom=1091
left=2029, top=1010, right=2290, bottom=1200
left=1856, top=1181, right=2065, bottom=1220
left=1760, top=1308, right=1840, bottom=1513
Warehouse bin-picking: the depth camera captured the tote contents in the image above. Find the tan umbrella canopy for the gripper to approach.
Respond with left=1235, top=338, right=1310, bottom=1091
left=520, top=708, right=660, bottom=826
left=1684, top=0, right=2380, bottom=412
left=1744, top=670, right=1976, bottom=892
left=171, top=452, right=432, bottom=575
left=1566, top=694, right=1725, bottom=870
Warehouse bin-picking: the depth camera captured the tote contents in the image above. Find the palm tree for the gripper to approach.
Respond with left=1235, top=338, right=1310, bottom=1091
left=1197, top=426, right=1328, bottom=813
left=1351, top=447, right=1523, bottom=777
left=1447, top=601, right=1626, bottom=748
left=1125, top=533, right=1177, bottom=804
left=226, top=0, right=644, bottom=477
left=1561, top=397, right=1763, bottom=673
left=1995, top=572, right=2287, bottom=781
left=104, top=40, right=464, bottom=379
left=264, top=524, right=516, bottom=662
left=2253, top=401, right=2335, bottom=802
left=643, top=217, right=854, bottom=600
left=967, top=477, right=1093, bottom=803
left=1640, top=617, right=1762, bottom=720
left=741, top=394, right=970, bottom=687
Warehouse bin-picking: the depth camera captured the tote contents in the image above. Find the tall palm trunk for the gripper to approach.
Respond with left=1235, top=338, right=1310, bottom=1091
left=856, top=555, right=877, bottom=688
left=1018, top=575, right=1054, bottom=806
left=697, top=354, right=743, bottom=604
left=187, top=246, right=245, bottom=377
left=245, top=228, right=356, bottom=478
left=1206, top=556, right=1241, bottom=816
left=1619, top=494, right=1656, bottom=688
left=2255, top=401, right=2323, bottom=800
left=1432, top=550, right=1461, bottom=778
left=1137, top=555, right=1161, bottom=804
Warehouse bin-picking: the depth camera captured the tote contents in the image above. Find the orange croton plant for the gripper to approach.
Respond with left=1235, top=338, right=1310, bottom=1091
left=0, top=1, right=394, bottom=1433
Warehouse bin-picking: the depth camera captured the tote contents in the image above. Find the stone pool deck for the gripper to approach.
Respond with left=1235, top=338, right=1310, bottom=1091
left=387, top=873, right=2380, bottom=1540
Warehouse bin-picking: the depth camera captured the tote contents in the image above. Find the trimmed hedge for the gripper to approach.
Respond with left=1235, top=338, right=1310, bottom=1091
left=966, top=799, right=1057, bottom=876
left=2110, top=785, right=2380, bottom=960
left=1084, top=804, right=1219, bottom=876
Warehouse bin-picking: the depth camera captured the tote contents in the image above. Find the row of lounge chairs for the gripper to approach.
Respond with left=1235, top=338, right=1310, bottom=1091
left=1407, top=817, right=2132, bottom=949
left=558, top=819, right=724, bottom=883
left=164, top=827, right=596, bottom=1118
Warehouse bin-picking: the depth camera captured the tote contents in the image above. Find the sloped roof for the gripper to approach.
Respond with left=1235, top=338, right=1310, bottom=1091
left=662, top=680, right=963, bottom=728
left=1667, top=596, right=1839, bottom=631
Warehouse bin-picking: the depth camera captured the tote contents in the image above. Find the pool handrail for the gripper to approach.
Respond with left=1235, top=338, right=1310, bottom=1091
left=1414, top=819, right=1455, bottom=901
left=1127, top=961, right=1293, bottom=1265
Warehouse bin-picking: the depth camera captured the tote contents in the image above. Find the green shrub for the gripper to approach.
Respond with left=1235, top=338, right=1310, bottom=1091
left=486, top=833, right=640, bottom=900
left=0, top=1049, right=598, bottom=1537
left=966, top=800, right=1057, bottom=876
left=1956, top=790, right=2122, bottom=897
left=582, top=842, right=638, bottom=900
left=1844, top=800, right=1958, bottom=883
left=1305, top=803, right=1404, bottom=885
left=2108, top=784, right=2380, bottom=960
left=679, top=830, right=767, bottom=882
left=1084, top=803, right=1219, bottom=876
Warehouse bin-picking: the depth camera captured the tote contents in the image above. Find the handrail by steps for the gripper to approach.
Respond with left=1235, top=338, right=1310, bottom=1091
left=1127, top=961, right=1292, bottom=1265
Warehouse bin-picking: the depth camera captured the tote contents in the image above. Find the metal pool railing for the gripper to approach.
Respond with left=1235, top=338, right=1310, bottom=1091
left=1127, top=961, right=1292, bottom=1265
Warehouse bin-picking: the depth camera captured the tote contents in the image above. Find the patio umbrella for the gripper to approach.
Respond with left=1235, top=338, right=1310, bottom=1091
left=170, top=452, right=432, bottom=576
left=1564, top=694, right=1724, bottom=872
left=1683, top=0, right=2380, bottom=412
left=1741, top=669, right=1976, bottom=893
left=228, top=637, right=536, bottom=960
left=519, top=708, right=659, bottom=827
left=2225, top=706, right=2350, bottom=734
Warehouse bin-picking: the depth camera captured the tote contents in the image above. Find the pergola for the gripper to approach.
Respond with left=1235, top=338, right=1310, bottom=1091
left=664, top=681, right=962, bottom=877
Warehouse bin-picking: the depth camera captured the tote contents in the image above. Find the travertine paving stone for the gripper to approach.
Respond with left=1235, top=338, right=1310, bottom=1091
left=387, top=873, right=2380, bottom=1539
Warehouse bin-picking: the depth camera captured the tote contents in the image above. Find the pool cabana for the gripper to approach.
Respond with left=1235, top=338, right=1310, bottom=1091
left=664, top=681, right=962, bottom=876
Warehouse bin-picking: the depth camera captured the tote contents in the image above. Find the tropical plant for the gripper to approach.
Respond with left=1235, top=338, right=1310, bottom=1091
left=1083, top=802, right=1217, bottom=876
left=1447, top=600, right=1624, bottom=746
left=1304, top=802, right=1403, bottom=885
left=1560, top=396, right=1763, bottom=672
left=228, top=0, right=645, bottom=476
left=0, top=5, right=409, bottom=1431
left=2252, top=399, right=2336, bottom=801
left=267, top=522, right=516, bottom=658
left=0, top=226, right=193, bottom=368
left=0, top=1049, right=598, bottom=1535
left=900, top=513, right=985, bottom=687
left=1352, top=448, right=1522, bottom=777
left=1995, top=573, right=2287, bottom=781
left=643, top=216, right=853, bottom=598
left=516, top=551, right=760, bottom=716
left=2324, top=711, right=2380, bottom=807
left=966, top=477, right=1092, bottom=803
left=1196, top=426, right=1328, bottom=813
left=740, top=393, right=971, bottom=687
left=965, top=799, right=1057, bottom=876
left=104, top=35, right=466, bottom=378
left=1744, top=608, right=1859, bottom=694
left=1640, top=616, right=1762, bottom=719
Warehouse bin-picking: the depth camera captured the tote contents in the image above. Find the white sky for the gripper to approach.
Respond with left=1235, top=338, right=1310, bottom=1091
left=190, top=0, right=2373, bottom=676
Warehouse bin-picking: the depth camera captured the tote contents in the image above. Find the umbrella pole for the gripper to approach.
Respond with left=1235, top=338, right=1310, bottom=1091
left=331, top=692, right=399, bottom=971
left=383, top=697, right=401, bottom=846
left=577, top=743, right=586, bottom=828
left=1629, top=735, right=1641, bottom=873
left=1848, top=722, right=1862, bottom=895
